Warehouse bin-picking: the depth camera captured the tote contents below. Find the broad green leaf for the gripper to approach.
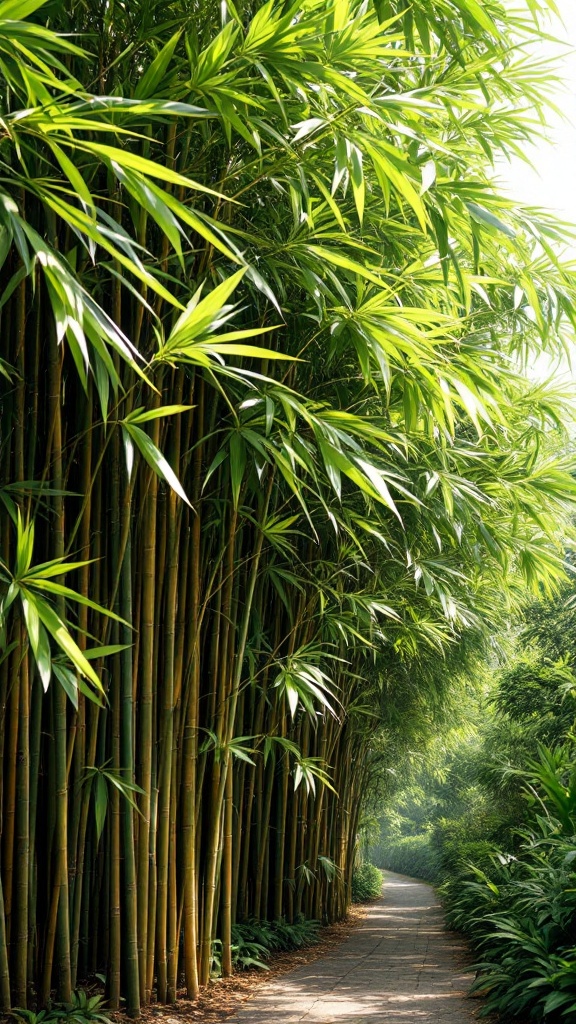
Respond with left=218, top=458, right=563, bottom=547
left=21, top=593, right=51, bottom=692
left=52, top=663, right=78, bottom=709
left=26, top=579, right=130, bottom=625
left=167, top=268, right=247, bottom=348
left=84, top=644, right=131, bottom=661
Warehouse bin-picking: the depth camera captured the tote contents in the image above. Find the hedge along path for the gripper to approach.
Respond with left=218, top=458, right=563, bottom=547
left=226, top=872, right=477, bottom=1024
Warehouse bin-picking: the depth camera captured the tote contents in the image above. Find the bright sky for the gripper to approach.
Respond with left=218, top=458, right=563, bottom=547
left=499, top=1, right=576, bottom=378
left=501, top=1, right=576, bottom=228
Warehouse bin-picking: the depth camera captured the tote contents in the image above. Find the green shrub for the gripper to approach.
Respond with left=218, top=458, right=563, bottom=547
left=374, top=834, right=440, bottom=882
left=430, top=811, right=505, bottom=877
left=351, top=862, right=383, bottom=902
left=211, top=917, right=322, bottom=976
left=10, top=992, right=111, bottom=1024
left=437, top=745, right=576, bottom=1022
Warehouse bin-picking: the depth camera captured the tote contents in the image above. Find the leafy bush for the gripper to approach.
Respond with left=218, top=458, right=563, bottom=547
left=374, top=834, right=441, bottom=882
left=10, top=992, right=111, bottom=1024
left=431, top=816, right=501, bottom=879
left=351, top=862, right=383, bottom=902
left=210, top=917, right=321, bottom=975
left=439, top=744, right=576, bottom=1022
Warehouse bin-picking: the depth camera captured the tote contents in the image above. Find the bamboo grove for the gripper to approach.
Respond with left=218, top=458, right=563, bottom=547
left=1, top=0, right=576, bottom=1015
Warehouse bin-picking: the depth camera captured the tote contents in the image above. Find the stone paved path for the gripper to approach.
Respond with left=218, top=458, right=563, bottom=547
left=228, top=871, right=478, bottom=1024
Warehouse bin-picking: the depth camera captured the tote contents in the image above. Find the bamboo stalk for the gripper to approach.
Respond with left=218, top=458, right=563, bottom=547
left=49, top=328, right=72, bottom=1004
left=120, top=472, right=140, bottom=1016
left=0, top=869, right=10, bottom=1011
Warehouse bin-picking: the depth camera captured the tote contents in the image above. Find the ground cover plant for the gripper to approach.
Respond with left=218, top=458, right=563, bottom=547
left=351, top=863, right=383, bottom=903
left=1, top=0, right=576, bottom=1016
left=372, top=592, right=576, bottom=1021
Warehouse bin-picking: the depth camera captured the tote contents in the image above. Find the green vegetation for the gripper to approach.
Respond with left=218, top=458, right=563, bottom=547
left=372, top=592, right=576, bottom=1021
left=216, top=918, right=322, bottom=974
left=372, top=836, right=439, bottom=883
left=351, top=863, right=383, bottom=903
left=0, top=0, right=575, bottom=1017
left=9, top=992, right=112, bottom=1024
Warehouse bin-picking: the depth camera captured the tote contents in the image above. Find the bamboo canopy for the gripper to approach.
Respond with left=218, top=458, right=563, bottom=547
left=1, top=0, right=576, bottom=1016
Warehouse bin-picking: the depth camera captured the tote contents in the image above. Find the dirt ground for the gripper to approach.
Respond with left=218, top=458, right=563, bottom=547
left=120, top=905, right=368, bottom=1024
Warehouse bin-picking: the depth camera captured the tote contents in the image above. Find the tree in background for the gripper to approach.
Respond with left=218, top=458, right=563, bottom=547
left=0, top=0, right=575, bottom=1015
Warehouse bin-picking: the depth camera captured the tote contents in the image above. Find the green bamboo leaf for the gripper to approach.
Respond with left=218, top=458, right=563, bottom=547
left=125, top=405, right=193, bottom=425
left=23, top=589, right=103, bottom=692
left=167, top=268, right=247, bottom=349
left=201, top=343, right=295, bottom=359
left=20, top=558, right=95, bottom=579
left=122, top=423, right=191, bottom=506
left=0, top=0, right=49, bottom=18
left=229, top=432, right=246, bottom=509
left=466, top=202, right=516, bottom=239
left=47, top=140, right=95, bottom=214
left=79, top=141, right=230, bottom=200
left=134, top=30, right=182, bottom=99
left=94, top=773, right=108, bottom=842
left=52, top=663, right=78, bottom=709
left=15, top=513, right=34, bottom=577
left=21, top=593, right=51, bottom=691
left=83, top=644, right=131, bottom=660
left=452, top=0, right=498, bottom=34
left=306, top=245, right=385, bottom=286
left=26, top=579, right=130, bottom=626
left=349, top=144, right=365, bottom=224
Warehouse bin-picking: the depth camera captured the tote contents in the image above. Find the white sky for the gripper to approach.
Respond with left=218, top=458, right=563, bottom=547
left=501, top=1, right=576, bottom=226
left=498, top=1, right=576, bottom=379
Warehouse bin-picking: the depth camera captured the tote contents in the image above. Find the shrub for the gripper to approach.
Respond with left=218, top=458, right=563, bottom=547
left=374, top=834, right=440, bottom=883
left=437, top=745, right=576, bottom=1022
left=210, top=917, right=322, bottom=976
left=351, top=862, right=383, bottom=902
left=10, top=992, right=111, bottom=1024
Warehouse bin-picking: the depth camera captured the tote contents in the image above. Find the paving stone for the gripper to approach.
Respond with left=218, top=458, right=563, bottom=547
left=226, top=872, right=481, bottom=1024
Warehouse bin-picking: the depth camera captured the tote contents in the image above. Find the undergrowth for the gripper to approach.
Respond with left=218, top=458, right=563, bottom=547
left=211, top=917, right=321, bottom=976
left=9, top=992, right=111, bottom=1024
left=351, top=862, right=383, bottom=902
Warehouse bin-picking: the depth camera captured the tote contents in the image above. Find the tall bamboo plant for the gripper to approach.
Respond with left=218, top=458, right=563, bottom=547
left=0, top=0, right=575, bottom=1015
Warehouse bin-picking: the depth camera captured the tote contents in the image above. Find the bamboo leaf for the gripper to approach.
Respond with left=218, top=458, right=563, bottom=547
left=0, top=0, right=49, bottom=18
left=23, top=589, right=104, bottom=693
left=94, top=773, right=108, bottom=842
left=121, top=424, right=191, bottom=506
left=229, top=432, right=246, bottom=509
left=52, top=663, right=78, bottom=709
left=466, top=202, right=516, bottom=239
left=134, top=31, right=182, bottom=99
left=125, top=404, right=193, bottom=425
left=78, top=141, right=230, bottom=200
left=21, top=593, right=51, bottom=691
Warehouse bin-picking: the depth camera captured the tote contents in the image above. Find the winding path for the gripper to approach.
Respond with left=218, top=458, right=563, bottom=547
left=227, top=871, right=478, bottom=1024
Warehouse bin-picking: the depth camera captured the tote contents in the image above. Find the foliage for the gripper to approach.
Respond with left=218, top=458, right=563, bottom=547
left=372, top=593, right=576, bottom=1022
left=441, top=745, right=576, bottom=1021
left=211, top=918, right=322, bottom=975
left=351, top=863, right=383, bottom=902
left=10, top=993, right=111, bottom=1024
left=374, top=835, right=440, bottom=883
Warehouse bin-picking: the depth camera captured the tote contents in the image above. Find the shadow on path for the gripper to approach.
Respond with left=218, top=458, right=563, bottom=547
left=226, top=871, right=478, bottom=1024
